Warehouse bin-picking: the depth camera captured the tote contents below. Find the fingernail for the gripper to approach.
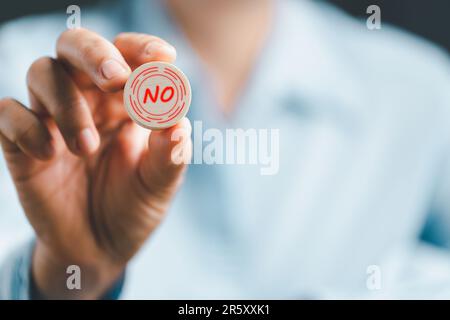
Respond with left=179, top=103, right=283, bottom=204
left=77, top=128, right=98, bottom=154
left=145, top=42, right=177, bottom=59
left=100, top=59, right=128, bottom=80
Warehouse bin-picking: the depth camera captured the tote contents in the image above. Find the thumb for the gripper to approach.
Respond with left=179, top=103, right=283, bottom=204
left=138, top=117, right=192, bottom=197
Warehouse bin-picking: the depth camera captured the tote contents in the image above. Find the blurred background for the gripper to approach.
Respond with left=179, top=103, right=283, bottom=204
left=0, top=0, right=449, bottom=299
left=0, top=0, right=449, bottom=52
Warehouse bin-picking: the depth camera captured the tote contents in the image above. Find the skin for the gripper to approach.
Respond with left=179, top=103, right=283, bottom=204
left=0, top=0, right=272, bottom=299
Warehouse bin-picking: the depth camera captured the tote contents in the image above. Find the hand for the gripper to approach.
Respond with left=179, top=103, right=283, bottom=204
left=0, top=29, right=192, bottom=299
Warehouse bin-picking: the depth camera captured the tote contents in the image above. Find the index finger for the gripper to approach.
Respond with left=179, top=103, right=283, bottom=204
left=56, top=28, right=131, bottom=92
left=114, top=33, right=177, bottom=69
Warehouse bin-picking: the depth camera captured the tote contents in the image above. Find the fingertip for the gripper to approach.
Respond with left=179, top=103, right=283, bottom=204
left=170, top=117, right=192, bottom=141
left=179, top=117, right=192, bottom=133
left=149, top=117, right=191, bottom=147
left=76, top=127, right=100, bottom=155
left=167, top=117, right=192, bottom=133
left=98, top=59, right=131, bottom=92
left=143, top=42, right=177, bottom=63
left=115, top=33, right=177, bottom=67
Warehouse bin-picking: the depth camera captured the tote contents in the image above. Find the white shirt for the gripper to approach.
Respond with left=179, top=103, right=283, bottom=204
left=1, top=0, right=450, bottom=299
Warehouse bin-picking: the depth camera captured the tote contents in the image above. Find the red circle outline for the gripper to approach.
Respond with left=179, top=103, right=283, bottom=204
left=136, top=73, right=180, bottom=117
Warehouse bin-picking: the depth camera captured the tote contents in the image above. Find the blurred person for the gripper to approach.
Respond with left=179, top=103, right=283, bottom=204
left=0, top=0, right=449, bottom=299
